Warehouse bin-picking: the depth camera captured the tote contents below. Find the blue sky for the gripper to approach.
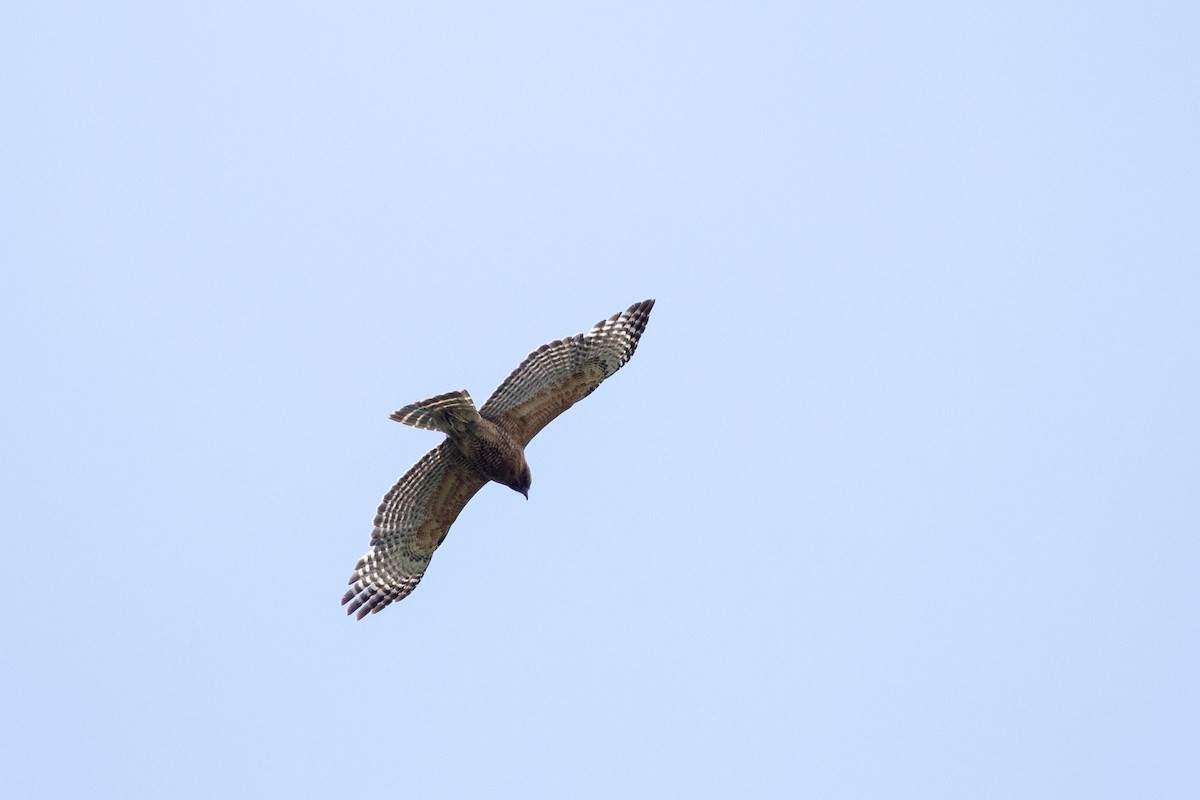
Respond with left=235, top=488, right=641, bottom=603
left=3, top=2, right=1198, bottom=797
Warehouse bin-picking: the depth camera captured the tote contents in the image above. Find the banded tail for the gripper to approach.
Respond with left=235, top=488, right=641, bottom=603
left=390, top=390, right=481, bottom=433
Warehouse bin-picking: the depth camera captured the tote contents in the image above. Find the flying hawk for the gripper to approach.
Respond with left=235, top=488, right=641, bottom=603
left=342, top=299, right=655, bottom=618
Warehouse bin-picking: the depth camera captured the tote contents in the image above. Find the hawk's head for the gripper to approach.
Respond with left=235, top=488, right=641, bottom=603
left=507, top=463, right=532, bottom=500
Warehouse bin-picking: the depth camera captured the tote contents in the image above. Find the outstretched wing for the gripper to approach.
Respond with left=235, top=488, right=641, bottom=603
left=342, top=441, right=488, bottom=619
left=481, top=299, right=654, bottom=446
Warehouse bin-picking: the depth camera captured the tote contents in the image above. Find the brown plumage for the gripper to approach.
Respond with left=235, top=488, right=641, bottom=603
left=342, top=299, right=655, bottom=618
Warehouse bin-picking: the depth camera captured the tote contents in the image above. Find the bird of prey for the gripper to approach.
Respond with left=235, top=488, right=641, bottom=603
left=342, top=299, right=655, bottom=618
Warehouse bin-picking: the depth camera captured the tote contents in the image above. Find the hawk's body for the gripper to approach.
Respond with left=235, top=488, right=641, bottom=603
left=342, top=299, right=655, bottom=618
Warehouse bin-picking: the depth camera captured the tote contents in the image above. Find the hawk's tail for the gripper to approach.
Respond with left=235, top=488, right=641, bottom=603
left=390, top=390, right=481, bottom=432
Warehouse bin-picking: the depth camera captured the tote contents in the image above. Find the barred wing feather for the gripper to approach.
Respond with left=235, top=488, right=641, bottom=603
left=480, top=299, right=654, bottom=446
left=342, top=441, right=488, bottom=618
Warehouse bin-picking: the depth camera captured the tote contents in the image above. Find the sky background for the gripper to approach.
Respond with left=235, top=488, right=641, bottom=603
left=2, top=2, right=1198, bottom=797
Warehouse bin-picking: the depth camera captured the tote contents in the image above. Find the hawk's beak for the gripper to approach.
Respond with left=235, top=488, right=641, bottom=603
left=522, top=490, right=529, bottom=500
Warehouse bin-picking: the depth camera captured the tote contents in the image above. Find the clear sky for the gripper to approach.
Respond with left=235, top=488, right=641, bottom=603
left=3, top=2, right=1197, bottom=797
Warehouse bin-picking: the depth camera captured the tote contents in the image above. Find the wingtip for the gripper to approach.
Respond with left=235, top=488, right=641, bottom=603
left=625, top=299, right=655, bottom=336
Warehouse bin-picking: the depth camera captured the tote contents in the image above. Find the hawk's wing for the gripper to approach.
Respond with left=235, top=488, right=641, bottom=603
left=480, top=299, right=654, bottom=446
left=342, top=441, right=488, bottom=618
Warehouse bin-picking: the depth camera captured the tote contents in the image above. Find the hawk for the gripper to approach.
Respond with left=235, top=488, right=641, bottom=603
left=342, top=299, right=655, bottom=618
